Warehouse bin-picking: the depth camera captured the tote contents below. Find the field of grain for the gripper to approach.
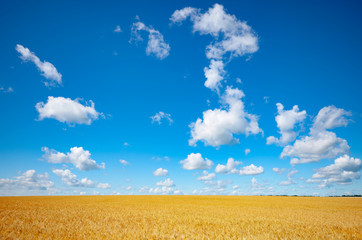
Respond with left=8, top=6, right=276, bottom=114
left=0, top=195, right=361, bottom=239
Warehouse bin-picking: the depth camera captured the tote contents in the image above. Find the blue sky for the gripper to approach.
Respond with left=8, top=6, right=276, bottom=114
left=0, top=0, right=361, bottom=196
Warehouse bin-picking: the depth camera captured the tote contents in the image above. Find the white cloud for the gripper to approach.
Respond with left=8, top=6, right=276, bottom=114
left=119, top=159, right=129, bottom=166
left=197, top=171, right=216, bottom=181
left=170, top=4, right=258, bottom=95
left=152, top=156, right=170, bottom=161
left=250, top=178, right=272, bottom=193
left=180, top=153, right=213, bottom=170
left=151, top=111, right=173, bottom=125
left=308, top=155, right=361, bottom=187
left=272, top=167, right=286, bottom=175
left=215, top=158, right=242, bottom=174
left=281, top=106, right=351, bottom=164
left=156, top=178, right=174, bottom=187
left=267, top=103, right=306, bottom=146
left=279, top=170, right=299, bottom=186
left=130, top=20, right=170, bottom=60
left=204, top=60, right=225, bottom=93
left=283, top=130, right=350, bottom=165
left=0, top=87, right=14, bottom=93
left=149, top=186, right=174, bottom=195
left=52, top=169, right=95, bottom=188
left=114, top=25, right=122, bottom=32
left=173, top=190, right=183, bottom=195
left=97, top=183, right=111, bottom=189
left=170, top=4, right=258, bottom=60
left=189, top=87, right=262, bottom=147
left=0, top=170, right=54, bottom=195
left=16, top=44, right=62, bottom=87
left=139, top=186, right=150, bottom=193
left=36, top=96, right=101, bottom=125
left=312, top=105, right=351, bottom=131
left=153, top=168, right=168, bottom=176
left=169, top=7, right=199, bottom=23
left=42, top=146, right=105, bottom=171
left=245, top=148, right=251, bottom=155
left=215, top=158, right=263, bottom=175
left=239, top=164, right=264, bottom=175
left=204, top=180, right=233, bottom=190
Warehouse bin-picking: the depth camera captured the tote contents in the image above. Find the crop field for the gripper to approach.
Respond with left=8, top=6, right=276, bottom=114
left=0, top=195, right=361, bottom=239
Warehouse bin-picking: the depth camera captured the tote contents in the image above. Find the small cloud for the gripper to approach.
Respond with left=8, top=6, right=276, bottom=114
left=245, top=149, right=251, bottom=156
left=119, top=159, right=129, bottom=166
left=263, top=96, right=269, bottom=103
left=42, top=146, right=105, bottom=171
left=114, top=25, right=122, bottom=33
left=0, top=87, right=14, bottom=93
left=180, top=153, right=213, bottom=170
left=97, top=183, right=111, bottom=189
left=16, top=44, right=62, bottom=87
left=130, top=19, right=170, bottom=60
left=153, top=168, right=168, bottom=176
left=123, top=142, right=130, bottom=146
left=272, top=168, right=286, bottom=175
left=36, top=96, right=102, bottom=126
left=151, top=111, right=173, bottom=125
left=156, top=178, right=174, bottom=187
left=197, top=171, right=216, bottom=181
left=236, top=78, right=242, bottom=84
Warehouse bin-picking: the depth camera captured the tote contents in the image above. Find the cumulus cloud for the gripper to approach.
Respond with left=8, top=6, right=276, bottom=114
left=283, top=131, right=350, bottom=165
left=245, top=149, right=251, bottom=155
left=170, top=4, right=258, bottom=60
left=153, top=168, right=168, bottom=176
left=52, top=169, right=95, bottom=187
left=281, top=106, right=351, bottom=165
left=15, top=44, right=62, bottom=87
left=197, top=171, right=216, bottom=181
left=215, top=158, right=242, bottom=174
left=156, top=178, right=174, bottom=187
left=36, top=96, right=101, bottom=125
left=149, top=186, right=174, bottom=194
left=308, top=155, right=361, bottom=187
left=204, top=60, right=225, bottom=93
left=0, top=170, right=54, bottom=195
left=272, top=167, right=286, bottom=175
left=239, top=164, right=264, bottom=175
left=180, top=153, right=213, bottom=170
left=189, top=87, right=262, bottom=147
left=130, top=20, right=170, bottom=59
left=267, top=103, right=306, bottom=146
left=171, top=4, right=258, bottom=93
left=42, top=146, right=105, bottom=171
left=215, top=158, right=264, bottom=175
left=151, top=111, right=173, bottom=125
left=312, top=106, right=351, bottom=131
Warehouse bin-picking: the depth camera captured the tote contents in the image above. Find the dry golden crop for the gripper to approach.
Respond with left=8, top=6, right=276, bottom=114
left=0, top=195, right=361, bottom=239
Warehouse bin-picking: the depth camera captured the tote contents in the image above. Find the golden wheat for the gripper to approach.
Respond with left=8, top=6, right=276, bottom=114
left=0, top=195, right=361, bottom=239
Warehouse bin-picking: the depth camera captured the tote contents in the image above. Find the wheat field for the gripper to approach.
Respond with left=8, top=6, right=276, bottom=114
left=0, top=195, right=361, bottom=239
